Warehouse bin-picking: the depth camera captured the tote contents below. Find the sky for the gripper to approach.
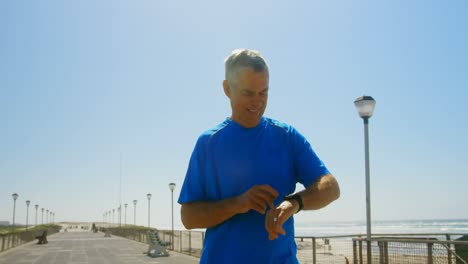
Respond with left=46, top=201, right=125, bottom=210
left=1, top=0, right=467, bottom=230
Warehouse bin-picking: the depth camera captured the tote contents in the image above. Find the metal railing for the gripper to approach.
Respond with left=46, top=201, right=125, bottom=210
left=353, top=237, right=468, bottom=264
left=107, top=227, right=205, bottom=258
left=294, top=233, right=468, bottom=264
left=0, top=225, right=61, bottom=252
left=99, top=228, right=468, bottom=264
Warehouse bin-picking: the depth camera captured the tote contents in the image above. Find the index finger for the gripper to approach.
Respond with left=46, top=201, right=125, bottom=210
left=256, top=185, right=279, bottom=207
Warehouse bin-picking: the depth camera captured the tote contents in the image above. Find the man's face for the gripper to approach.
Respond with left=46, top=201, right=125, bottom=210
left=223, top=69, right=269, bottom=128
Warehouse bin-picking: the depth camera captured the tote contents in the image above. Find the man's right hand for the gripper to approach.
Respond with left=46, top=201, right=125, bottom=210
left=235, top=185, right=279, bottom=214
left=181, top=184, right=278, bottom=229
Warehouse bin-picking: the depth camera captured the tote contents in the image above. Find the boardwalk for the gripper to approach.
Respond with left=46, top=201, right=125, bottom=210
left=0, top=231, right=199, bottom=264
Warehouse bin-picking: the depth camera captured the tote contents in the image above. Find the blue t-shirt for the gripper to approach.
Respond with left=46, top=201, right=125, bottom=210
left=178, top=117, right=329, bottom=264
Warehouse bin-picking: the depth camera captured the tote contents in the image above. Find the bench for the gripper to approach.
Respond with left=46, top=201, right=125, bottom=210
left=103, top=228, right=111, bottom=237
left=35, top=230, right=48, bottom=244
left=146, top=231, right=169, bottom=257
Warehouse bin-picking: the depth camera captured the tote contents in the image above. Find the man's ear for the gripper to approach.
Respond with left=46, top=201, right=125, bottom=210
left=223, top=80, right=231, bottom=98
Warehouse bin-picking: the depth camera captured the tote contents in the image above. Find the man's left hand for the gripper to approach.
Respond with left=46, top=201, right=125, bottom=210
left=264, top=200, right=298, bottom=240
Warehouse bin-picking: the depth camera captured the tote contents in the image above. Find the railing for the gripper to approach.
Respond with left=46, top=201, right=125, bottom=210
left=353, top=237, right=468, bottom=264
left=107, top=227, right=205, bottom=258
left=295, top=233, right=468, bottom=264
left=103, top=228, right=468, bottom=264
left=0, top=225, right=61, bottom=252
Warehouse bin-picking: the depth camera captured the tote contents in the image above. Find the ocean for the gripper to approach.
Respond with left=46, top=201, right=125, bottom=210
left=295, top=219, right=468, bottom=237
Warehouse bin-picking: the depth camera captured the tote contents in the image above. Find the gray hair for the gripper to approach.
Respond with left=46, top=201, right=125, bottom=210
left=224, top=49, right=269, bottom=90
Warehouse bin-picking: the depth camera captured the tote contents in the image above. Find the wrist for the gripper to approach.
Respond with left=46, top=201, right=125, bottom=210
left=284, top=193, right=303, bottom=214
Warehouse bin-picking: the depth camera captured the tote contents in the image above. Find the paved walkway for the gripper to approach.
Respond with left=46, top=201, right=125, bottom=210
left=0, top=231, right=199, bottom=264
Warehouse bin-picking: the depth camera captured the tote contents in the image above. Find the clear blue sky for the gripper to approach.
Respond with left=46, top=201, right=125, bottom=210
left=1, top=0, right=467, bottom=229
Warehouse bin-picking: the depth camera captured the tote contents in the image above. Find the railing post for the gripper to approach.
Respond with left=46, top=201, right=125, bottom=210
left=189, top=230, right=192, bottom=256
left=446, top=234, right=452, bottom=264
left=384, top=241, right=388, bottom=264
left=378, top=241, right=384, bottom=264
left=202, top=231, right=205, bottom=247
left=312, top=237, right=316, bottom=264
left=179, top=230, right=182, bottom=252
left=427, top=242, right=434, bottom=264
left=378, top=241, right=388, bottom=264
left=367, top=239, right=372, bottom=264
left=353, top=240, right=357, bottom=264
left=359, top=240, right=363, bottom=264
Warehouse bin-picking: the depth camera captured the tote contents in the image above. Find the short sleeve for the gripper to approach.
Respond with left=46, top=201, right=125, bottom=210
left=291, top=127, right=330, bottom=187
left=178, top=136, right=207, bottom=204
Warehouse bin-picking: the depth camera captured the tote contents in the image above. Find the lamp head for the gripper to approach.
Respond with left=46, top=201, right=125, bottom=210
left=147, top=193, right=152, bottom=200
left=133, top=200, right=137, bottom=205
left=169, top=182, right=176, bottom=191
left=26, top=200, right=30, bottom=206
left=354, top=95, right=376, bottom=119
left=12, top=193, right=19, bottom=200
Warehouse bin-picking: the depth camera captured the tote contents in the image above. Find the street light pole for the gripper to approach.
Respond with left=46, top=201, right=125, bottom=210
left=46, top=209, right=49, bottom=224
left=147, top=193, right=152, bottom=228
left=25, top=200, right=30, bottom=229
left=11, top=193, right=19, bottom=229
left=169, top=183, right=176, bottom=249
left=35, top=204, right=39, bottom=226
left=118, top=206, right=121, bottom=228
left=354, top=95, right=376, bottom=264
left=41, top=208, right=44, bottom=225
left=133, top=200, right=137, bottom=226
left=124, top=203, right=128, bottom=226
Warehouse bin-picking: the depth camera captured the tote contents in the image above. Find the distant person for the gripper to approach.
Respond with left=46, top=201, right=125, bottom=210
left=178, top=49, right=340, bottom=263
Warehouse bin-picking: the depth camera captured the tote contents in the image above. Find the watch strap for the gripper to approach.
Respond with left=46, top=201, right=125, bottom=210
left=284, top=193, right=303, bottom=213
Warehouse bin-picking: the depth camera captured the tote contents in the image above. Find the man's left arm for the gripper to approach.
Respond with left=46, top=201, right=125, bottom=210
left=298, top=173, right=340, bottom=211
left=265, top=174, right=340, bottom=240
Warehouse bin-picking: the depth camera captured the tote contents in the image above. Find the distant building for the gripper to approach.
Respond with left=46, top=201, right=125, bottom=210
left=0, top=221, right=10, bottom=226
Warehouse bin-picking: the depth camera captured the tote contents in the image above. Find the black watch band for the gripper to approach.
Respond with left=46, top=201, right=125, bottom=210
left=284, top=193, right=303, bottom=213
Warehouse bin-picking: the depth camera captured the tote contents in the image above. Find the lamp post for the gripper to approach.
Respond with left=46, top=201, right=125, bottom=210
left=46, top=209, right=49, bottom=224
left=118, top=206, right=121, bottom=228
left=169, top=183, right=176, bottom=249
left=112, top=209, right=115, bottom=226
left=354, top=95, right=376, bottom=263
left=133, top=200, right=137, bottom=226
left=25, top=200, right=31, bottom=229
left=124, top=203, right=128, bottom=226
left=41, top=208, right=44, bottom=224
left=11, top=193, right=19, bottom=229
left=35, top=204, right=39, bottom=226
left=147, top=193, right=152, bottom=228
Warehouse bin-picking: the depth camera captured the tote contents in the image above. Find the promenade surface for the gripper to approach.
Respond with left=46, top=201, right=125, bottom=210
left=0, top=230, right=199, bottom=264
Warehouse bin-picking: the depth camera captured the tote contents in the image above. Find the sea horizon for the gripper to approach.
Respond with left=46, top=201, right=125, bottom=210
left=294, top=218, right=468, bottom=237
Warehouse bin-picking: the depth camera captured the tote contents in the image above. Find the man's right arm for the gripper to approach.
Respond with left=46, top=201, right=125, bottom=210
left=181, top=198, right=241, bottom=229
left=181, top=184, right=278, bottom=229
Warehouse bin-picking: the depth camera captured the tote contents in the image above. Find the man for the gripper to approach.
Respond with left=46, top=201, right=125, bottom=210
left=178, top=49, right=340, bottom=264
